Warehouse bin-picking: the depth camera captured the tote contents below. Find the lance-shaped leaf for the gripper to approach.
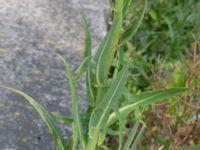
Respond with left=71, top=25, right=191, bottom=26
left=52, top=112, right=73, bottom=124
left=92, top=64, right=128, bottom=128
left=123, top=0, right=131, bottom=16
left=74, top=56, right=90, bottom=81
left=58, top=55, right=85, bottom=149
left=3, top=86, right=66, bottom=150
left=106, top=88, right=188, bottom=127
left=120, top=0, right=148, bottom=46
left=69, top=8, right=94, bottom=106
left=80, top=13, right=95, bottom=106
left=86, top=64, right=128, bottom=150
left=95, top=0, right=123, bottom=86
left=123, top=119, right=141, bottom=150
left=130, top=123, right=145, bottom=150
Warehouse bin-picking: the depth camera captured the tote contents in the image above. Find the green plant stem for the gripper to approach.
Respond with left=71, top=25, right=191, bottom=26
left=85, top=129, right=99, bottom=150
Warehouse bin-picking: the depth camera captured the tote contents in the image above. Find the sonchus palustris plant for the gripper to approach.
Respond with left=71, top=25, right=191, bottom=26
left=2, top=0, right=188, bottom=149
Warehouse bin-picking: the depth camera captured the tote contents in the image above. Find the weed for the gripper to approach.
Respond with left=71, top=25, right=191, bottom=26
left=1, top=0, right=188, bottom=149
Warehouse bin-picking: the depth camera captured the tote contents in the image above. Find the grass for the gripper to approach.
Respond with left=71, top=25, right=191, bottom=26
left=122, top=0, right=200, bottom=149
left=0, top=0, right=191, bottom=149
left=125, top=0, right=200, bottom=60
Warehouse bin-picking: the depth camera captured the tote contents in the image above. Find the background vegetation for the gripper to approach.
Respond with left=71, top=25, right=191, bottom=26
left=122, top=0, right=200, bottom=149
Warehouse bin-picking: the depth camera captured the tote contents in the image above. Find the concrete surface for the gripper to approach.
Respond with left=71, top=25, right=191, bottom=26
left=0, top=0, right=108, bottom=149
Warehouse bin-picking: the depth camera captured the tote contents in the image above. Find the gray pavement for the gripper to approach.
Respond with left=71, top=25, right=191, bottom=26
left=0, top=0, right=108, bottom=149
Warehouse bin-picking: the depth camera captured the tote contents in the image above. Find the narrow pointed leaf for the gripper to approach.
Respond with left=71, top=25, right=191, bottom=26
left=58, top=55, right=85, bottom=149
left=95, top=0, right=124, bottom=85
left=52, top=112, right=73, bottom=123
left=80, top=11, right=95, bottom=106
left=69, top=7, right=94, bottom=106
left=123, top=0, right=131, bottom=16
left=92, top=64, right=128, bottom=128
left=113, top=108, right=124, bottom=150
left=3, top=86, right=66, bottom=150
left=120, top=0, right=148, bottom=46
left=86, top=64, right=128, bottom=150
left=74, top=56, right=90, bottom=81
left=106, top=88, right=188, bottom=127
left=130, top=124, right=145, bottom=150
left=123, top=120, right=141, bottom=150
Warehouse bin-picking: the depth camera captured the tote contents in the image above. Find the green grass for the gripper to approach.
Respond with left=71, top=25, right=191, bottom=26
left=125, top=0, right=200, bottom=60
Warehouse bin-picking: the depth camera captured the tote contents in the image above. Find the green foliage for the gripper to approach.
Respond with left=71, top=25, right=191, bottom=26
left=95, top=0, right=123, bottom=86
left=126, top=0, right=200, bottom=60
left=120, top=0, right=148, bottom=47
left=122, top=0, right=200, bottom=149
left=106, top=88, right=188, bottom=128
left=122, top=118, right=141, bottom=150
left=1, top=0, right=191, bottom=149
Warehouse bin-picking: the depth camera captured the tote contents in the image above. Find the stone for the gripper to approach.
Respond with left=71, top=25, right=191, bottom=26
left=0, top=0, right=108, bottom=149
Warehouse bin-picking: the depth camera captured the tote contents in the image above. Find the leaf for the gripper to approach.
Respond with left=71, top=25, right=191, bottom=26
left=92, top=64, right=128, bottom=128
left=123, top=0, right=131, bottom=16
left=120, top=0, right=148, bottom=46
left=123, top=119, right=141, bottom=150
left=52, top=112, right=73, bottom=123
left=107, top=129, right=121, bottom=136
left=163, top=16, right=174, bottom=42
left=80, top=11, right=95, bottom=107
left=149, top=9, right=157, bottom=20
left=106, top=88, right=188, bottom=127
left=67, top=7, right=94, bottom=106
left=95, top=0, right=124, bottom=86
left=58, top=55, right=85, bottom=149
left=130, top=123, right=145, bottom=150
left=86, top=64, right=129, bottom=150
left=113, top=108, right=126, bottom=150
left=74, top=56, right=90, bottom=81
left=3, top=86, right=66, bottom=150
